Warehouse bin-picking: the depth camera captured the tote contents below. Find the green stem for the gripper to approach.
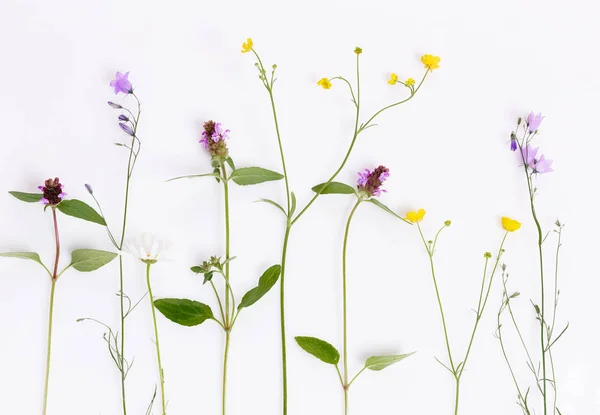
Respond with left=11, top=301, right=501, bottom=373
left=42, top=280, right=56, bottom=415
left=222, top=331, right=231, bottom=415
left=279, top=223, right=291, bottom=415
left=417, top=224, right=456, bottom=372
left=342, top=200, right=361, bottom=415
left=146, top=264, right=166, bottom=415
left=43, top=208, right=61, bottom=415
left=221, top=165, right=231, bottom=415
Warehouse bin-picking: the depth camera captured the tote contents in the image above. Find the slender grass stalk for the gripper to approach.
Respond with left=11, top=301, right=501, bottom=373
left=221, top=164, right=232, bottom=415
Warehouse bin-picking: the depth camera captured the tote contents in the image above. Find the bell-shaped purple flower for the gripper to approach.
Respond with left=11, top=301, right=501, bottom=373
left=527, top=112, right=543, bottom=133
left=510, top=138, right=517, bottom=151
left=119, top=122, right=134, bottom=136
left=110, top=71, right=133, bottom=95
left=521, top=144, right=553, bottom=174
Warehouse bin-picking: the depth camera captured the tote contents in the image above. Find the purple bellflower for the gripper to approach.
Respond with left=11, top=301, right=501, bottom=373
left=527, top=112, right=543, bottom=133
left=357, top=165, right=390, bottom=197
left=119, top=122, right=134, bottom=136
left=39, top=178, right=66, bottom=205
left=522, top=144, right=553, bottom=174
left=110, top=72, right=133, bottom=95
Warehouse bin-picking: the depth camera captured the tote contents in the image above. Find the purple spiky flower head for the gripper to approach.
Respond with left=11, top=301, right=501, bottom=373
left=357, top=165, right=390, bottom=198
left=200, top=120, right=230, bottom=161
left=38, top=178, right=66, bottom=206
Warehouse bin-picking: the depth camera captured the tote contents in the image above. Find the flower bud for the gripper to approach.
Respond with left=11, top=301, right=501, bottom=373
left=108, top=101, right=122, bottom=109
left=119, top=122, right=134, bottom=136
left=84, top=184, right=93, bottom=194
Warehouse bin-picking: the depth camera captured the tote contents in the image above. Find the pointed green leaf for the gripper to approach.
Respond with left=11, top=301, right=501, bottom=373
left=368, top=199, right=411, bottom=224
left=0, top=252, right=43, bottom=263
left=9, top=191, right=43, bottom=203
left=230, top=167, right=284, bottom=186
left=226, top=157, right=235, bottom=171
left=290, top=192, right=297, bottom=216
left=167, top=173, right=221, bottom=182
left=238, top=265, right=281, bottom=310
left=311, top=182, right=355, bottom=195
left=57, top=200, right=106, bottom=225
left=295, top=336, right=340, bottom=365
left=70, top=249, right=118, bottom=272
left=364, top=352, right=415, bottom=371
left=255, top=198, right=286, bottom=216
left=154, top=298, right=214, bottom=326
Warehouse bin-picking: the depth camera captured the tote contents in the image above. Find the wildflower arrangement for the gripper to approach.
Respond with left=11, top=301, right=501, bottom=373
left=0, top=37, right=572, bottom=415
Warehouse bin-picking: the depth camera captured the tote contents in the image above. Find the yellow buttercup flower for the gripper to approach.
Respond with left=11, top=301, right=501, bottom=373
left=241, top=38, right=253, bottom=53
left=501, top=217, right=521, bottom=232
left=405, top=78, right=416, bottom=87
left=317, top=78, right=332, bottom=89
left=405, top=209, right=426, bottom=223
left=388, top=73, right=398, bottom=85
left=421, top=54, right=441, bottom=71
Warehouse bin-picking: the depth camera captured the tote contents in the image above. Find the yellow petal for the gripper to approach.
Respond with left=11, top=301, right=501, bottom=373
left=317, top=78, right=332, bottom=89
left=387, top=73, right=398, bottom=85
left=501, top=216, right=521, bottom=232
left=241, top=38, right=254, bottom=53
left=405, top=78, right=416, bottom=87
left=405, top=208, right=426, bottom=223
left=420, top=54, right=441, bottom=71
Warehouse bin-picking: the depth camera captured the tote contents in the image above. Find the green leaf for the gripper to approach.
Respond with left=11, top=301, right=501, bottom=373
left=295, top=336, right=340, bottom=365
left=166, top=173, right=220, bottom=182
left=230, top=167, right=284, bottom=186
left=238, top=265, right=281, bottom=310
left=70, top=249, right=118, bottom=272
left=368, top=199, right=410, bottom=223
left=9, top=191, right=43, bottom=203
left=226, top=157, right=235, bottom=171
left=255, top=198, right=286, bottom=216
left=190, top=266, right=204, bottom=273
left=154, top=298, right=214, bottom=326
left=0, top=252, right=43, bottom=264
left=364, top=352, right=415, bottom=371
left=203, top=271, right=214, bottom=284
left=311, top=182, right=355, bottom=195
left=290, top=192, right=297, bottom=216
left=57, top=200, right=106, bottom=225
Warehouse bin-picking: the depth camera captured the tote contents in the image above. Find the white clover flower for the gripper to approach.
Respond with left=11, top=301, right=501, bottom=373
left=124, top=234, right=170, bottom=264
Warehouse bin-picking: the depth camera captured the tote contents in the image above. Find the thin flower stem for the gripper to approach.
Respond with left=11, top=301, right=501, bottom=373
left=43, top=208, right=61, bottom=415
left=342, top=199, right=361, bottom=415
left=416, top=224, right=456, bottom=373
left=210, top=280, right=226, bottom=325
left=221, top=165, right=232, bottom=415
left=145, top=264, right=166, bottom=415
left=115, top=97, right=141, bottom=415
left=279, top=223, right=291, bottom=414
left=222, top=331, right=231, bottom=415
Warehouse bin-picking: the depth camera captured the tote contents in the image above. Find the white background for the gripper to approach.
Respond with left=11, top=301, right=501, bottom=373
left=0, top=0, right=598, bottom=414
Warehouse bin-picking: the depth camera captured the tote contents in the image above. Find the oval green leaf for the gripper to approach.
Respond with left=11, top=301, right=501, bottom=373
left=154, top=298, right=214, bottom=326
left=0, top=252, right=43, bottom=263
left=70, top=249, right=118, bottom=272
left=364, top=352, right=415, bottom=371
left=230, top=167, right=284, bottom=186
left=9, top=191, right=43, bottom=203
left=238, top=264, right=281, bottom=310
left=295, top=336, right=340, bottom=365
left=57, top=200, right=106, bottom=225
left=311, top=182, right=355, bottom=195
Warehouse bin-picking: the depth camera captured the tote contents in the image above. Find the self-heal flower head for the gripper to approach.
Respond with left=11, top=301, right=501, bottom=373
left=241, top=38, right=253, bottom=53
left=125, top=234, right=170, bottom=265
left=405, top=209, right=426, bottom=223
left=405, top=78, right=416, bottom=87
left=39, top=177, right=66, bottom=206
left=357, top=165, right=390, bottom=198
left=521, top=144, right=553, bottom=174
left=501, top=217, right=521, bottom=232
left=317, top=78, right=332, bottom=90
left=388, top=73, right=398, bottom=85
left=201, top=120, right=230, bottom=160
left=527, top=112, right=544, bottom=133
left=110, top=71, right=133, bottom=95
left=421, top=54, right=441, bottom=71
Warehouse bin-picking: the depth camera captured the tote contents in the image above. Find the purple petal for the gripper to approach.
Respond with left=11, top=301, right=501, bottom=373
left=84, top=184, right=93, bottom=194
left=119, top=122, right=134, bottom=136
left=108, top=101, right=122, bottom=109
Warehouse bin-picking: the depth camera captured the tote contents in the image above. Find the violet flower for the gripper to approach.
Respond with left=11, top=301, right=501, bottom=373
left=200, top=120, right=230, bottom=159
left=38, top=178, right=66, bottom=205
left=118, top=114, right=129, bottom=122
left=119, top=122, right=134, bottom=136
left=108, top=101, right=123, bottom=109
left=357, top=165, right=390, bottom=197
left=521, top=144, right=553, bottom=174
left=527, top=112, right=543, bottom=133
left=510, top=138, right=517, bottom=151
left=110, top=71, right=133, bottom=95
